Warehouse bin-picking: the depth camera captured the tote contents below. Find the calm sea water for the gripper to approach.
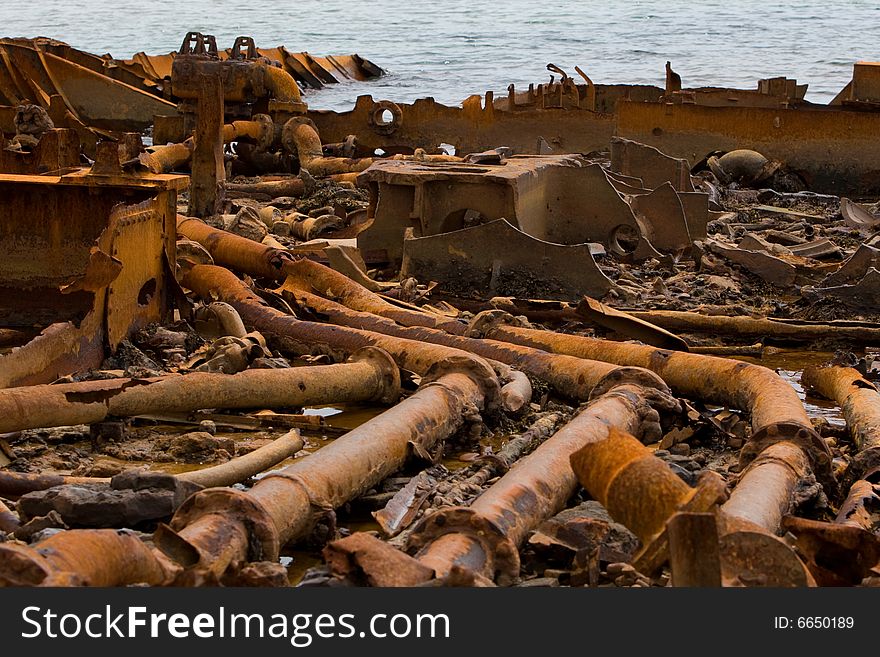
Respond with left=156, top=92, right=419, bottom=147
left=3, top=0, right=879, bottom=110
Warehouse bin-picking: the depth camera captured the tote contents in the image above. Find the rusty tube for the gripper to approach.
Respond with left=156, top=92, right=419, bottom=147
left=802, top=366, right=880, bottom=480
left=158, top=359, right=496, bottom=582
left=568, top=427, right=813, bottom=586
left=178, top=429, right=304, bottom=488
left=263, top=64, right=303, bottom=105
left=721, top=441, right=810, bottom=533
left=0, top=529, right=173, bottom=586
left=0, top=472, right=108, bottom=501
left=282, top=119, right=375, bottom=176
left=139, top=140, right=194, bottom=174
left=285, top=286, right=616, bottom=401
left=410, top=373, right=673, bottom=583
left=0, top=348, right=399, bottom=434
left=481, top=320, right=811, bottom=436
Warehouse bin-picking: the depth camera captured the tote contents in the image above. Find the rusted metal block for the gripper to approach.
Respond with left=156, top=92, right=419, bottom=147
left=0, top=127, right=80, bottom=174
left=358, top=156, right=676, bottom=266
left=617, top=100, right=880, bottom=195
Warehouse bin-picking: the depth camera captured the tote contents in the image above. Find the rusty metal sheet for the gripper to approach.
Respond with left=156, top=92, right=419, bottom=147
left=616, top=100, right=880, bottom=195
left=610, top=136, right=695, bottom=192
left=400, top=218, right=612, bottom=300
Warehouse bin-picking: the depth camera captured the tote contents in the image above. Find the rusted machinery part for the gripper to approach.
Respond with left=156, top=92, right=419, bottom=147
left=0, top=529, right=174, bottom=587
left=0, top=497, right=20, bottom=533
left=409, top=373, right=676, bottom=584
left=178, top=429, right=304, bottom=488
left=802, top=365, right=880, bottom=483
left=181, top=264, right=500, bottom=381
left=156, top=360, right=496, bottom=583
left=283, top=257, right=469, bottom=335
left=139, top=140, right=194, bottom=174
left=489, top=360, right=532, bottom=413
left=283, top=286, right=617, bottom=402
left=223, top=115, right=276, bottom=152
left=0, top=471, right=109, bottom=501
left=570, top=428, right=813, bottom=586
left=288, top=214, right=343, bottom=241
left=281, top=118, right=376, bottom=176
left=478, top=318, right=833, bottom=487
left=0, top=348, right=400, bottom=434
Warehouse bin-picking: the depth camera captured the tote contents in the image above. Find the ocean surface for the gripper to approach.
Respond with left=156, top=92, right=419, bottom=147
left=3, top=0, right=879, bottom=110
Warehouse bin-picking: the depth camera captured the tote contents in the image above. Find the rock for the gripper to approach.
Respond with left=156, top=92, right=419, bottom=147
left=227, top=206, right=268, bottom=242
left=670, top=443, right=691, bottom=456
left=198, top=419, right=217, bottom=435
left=166, top=432, right=234, bottom=463
left=13, top=510, right=68, bottom=542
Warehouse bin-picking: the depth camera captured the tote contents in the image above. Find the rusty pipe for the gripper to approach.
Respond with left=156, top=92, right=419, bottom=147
left=802, top=366, right=880, bottom=482
left=157, top=357, right=497, bottom=583
left=282, top=118, right=375, bottom=177
left=178, top=429, right=304, bottom=488
left=0, top=529, right=174, bottom=587
left=478, top=317, right=832, bottom=486
left=263, top=63, right=303, bottom=105
left=178, top=215, right=464, bottom=335
left=0, top=472, right=109, bottom=501
left=409, top=372, right=675, bottom=584
left=0, top=348, right=399, bottom=434
left=284, top=285, right=616, bottom=402
left=568, top=427, right=814, bottom=586
left=721, top=440, right=810, bottom=533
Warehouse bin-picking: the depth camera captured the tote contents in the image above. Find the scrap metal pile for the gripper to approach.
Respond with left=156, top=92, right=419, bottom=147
left=1, top=35, right=880, bottom=588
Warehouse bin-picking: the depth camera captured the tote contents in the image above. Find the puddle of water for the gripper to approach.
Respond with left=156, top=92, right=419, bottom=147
left=733, top=350, right=845, bottom=427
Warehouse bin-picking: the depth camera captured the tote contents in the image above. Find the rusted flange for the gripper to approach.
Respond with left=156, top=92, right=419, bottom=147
left=632, top=471, right=728, bottom=575
left=421, top=355, right=502, bottom=414
left=348, top=346, right=401, bottom=404
left=741, top=422, right=836, bottom=495
left=369, top=100, right=402, bottom=135
left=407, top=507, right=520, bottom=585
left=166, top=487, right=280, bottom=562
left=718, top=527, right=814, bottom=587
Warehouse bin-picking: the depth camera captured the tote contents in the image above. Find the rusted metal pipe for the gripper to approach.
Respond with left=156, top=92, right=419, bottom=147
left=569, top=427, right=813, bottom=586
left=282, top=118, right=375, bottom=176
left=0, top=348, right=399, bottom=434
left=721, top=440, right=810, bottom=533
left=477, top=314, right=833, bottom=485
left=284, top=285, right=616, bottom=402
left=182, top=264, right=613, bottom=400
left=0, top=529, right=174, bottom=586
left=408, top=371, right=676, bottom=584
left=802, top=365, right=880, bottom=482
left=0, top=472, right=108, bottom=501
left=178, top=429, right=304, bottom=488
left=155, top=357, right=497, bottom=584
